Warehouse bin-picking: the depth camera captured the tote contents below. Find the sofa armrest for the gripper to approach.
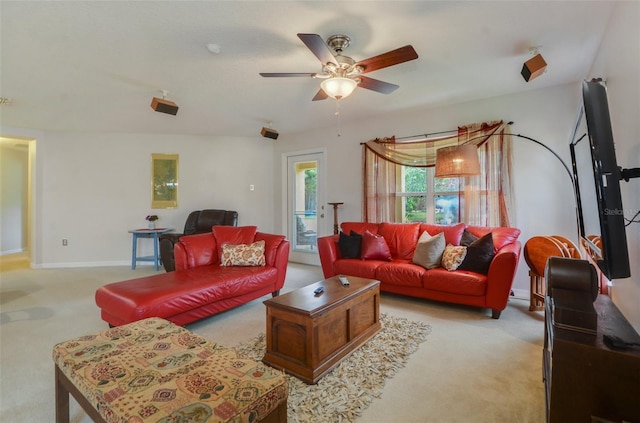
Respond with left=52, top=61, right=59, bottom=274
left=271, top=238, right=290, bottom=292
left=159, top=233, right=184, bottom=272
left=174, top=242, right=189, bottom=271
left=174, top=233, right=218, bottom=270
left=318, top=235, right=340, bottom=278
left=485, top=241, right=522, bottom=311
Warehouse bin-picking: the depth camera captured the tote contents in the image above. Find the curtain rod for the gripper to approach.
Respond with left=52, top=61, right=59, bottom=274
left=360, top=121, right=514, bottom=144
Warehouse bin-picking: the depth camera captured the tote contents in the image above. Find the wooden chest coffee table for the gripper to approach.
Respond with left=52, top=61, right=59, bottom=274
left=263, top=275, right=380, bottom=384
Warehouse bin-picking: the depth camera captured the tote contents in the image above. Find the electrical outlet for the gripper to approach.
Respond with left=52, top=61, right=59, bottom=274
left=62, top=239, right=68, bottom=246
left=249, top=184, right=255, bottom=191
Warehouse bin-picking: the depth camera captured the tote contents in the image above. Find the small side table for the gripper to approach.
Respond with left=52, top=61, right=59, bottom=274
left=128, top=228, right=172, bottom=271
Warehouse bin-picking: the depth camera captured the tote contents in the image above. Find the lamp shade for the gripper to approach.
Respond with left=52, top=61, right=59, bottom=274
left=320, top=77, right=358, bottom=100
left=435, top=145, right=481, bottom=178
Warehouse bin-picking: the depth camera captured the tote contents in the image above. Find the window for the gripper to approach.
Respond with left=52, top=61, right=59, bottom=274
left=399, top=166, right=462, bottom=224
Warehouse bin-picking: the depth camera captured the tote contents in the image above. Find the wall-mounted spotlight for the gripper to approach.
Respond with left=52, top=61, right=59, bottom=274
left=521, top=47, right=547, bottom=82
left=260, top=123, right=279, bottom=140
left=151, top=90, right=179, bottom=115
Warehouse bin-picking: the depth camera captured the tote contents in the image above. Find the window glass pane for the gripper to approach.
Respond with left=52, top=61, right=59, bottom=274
left=404, top=195, right=427, bottom=223
left=434, top=177, right=460, bottom=192
left=403, top=167, right=427, bottom=193
left=435, top=195, right=459, bottom=225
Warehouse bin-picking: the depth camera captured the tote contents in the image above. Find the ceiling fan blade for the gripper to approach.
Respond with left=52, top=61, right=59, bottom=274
left=259, top=73, right=316, bottom=77
left=312, top=89, right=328, bottom=101
left=297, top=33, right=337, bottom=66
left=356, top=45, right=419, bottom=74
left=358, top=76, right=399, bottom=94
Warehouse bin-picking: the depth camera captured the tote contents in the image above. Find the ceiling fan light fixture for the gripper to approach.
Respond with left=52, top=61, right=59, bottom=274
left=320, top=77, right=358, bottom=100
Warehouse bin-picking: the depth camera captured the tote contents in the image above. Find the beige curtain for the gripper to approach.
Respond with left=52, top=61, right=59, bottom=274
left=460, top=124, right=515, bottom=227
left=363, top=121, right=513, bottom=226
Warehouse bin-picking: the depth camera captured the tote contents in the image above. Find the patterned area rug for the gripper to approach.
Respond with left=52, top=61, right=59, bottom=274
left=233, top=313, right=430, bottom=423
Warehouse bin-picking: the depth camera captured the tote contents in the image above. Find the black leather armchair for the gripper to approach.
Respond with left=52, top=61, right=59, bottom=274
left=159, top=209, right=238, bottom=272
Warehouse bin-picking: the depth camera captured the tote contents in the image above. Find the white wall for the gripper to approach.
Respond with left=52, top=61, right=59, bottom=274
left=274, top=83, right=582, bottom=296
left=0, top=131, right=275, bottom=267
left=589, top=1, right=640, bottom=331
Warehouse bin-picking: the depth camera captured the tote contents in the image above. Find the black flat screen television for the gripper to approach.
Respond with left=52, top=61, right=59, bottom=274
left=569, top=79, right=630, bottom=279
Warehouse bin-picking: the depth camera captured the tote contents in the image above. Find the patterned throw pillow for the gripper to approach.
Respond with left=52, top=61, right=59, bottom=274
left=220, top=240, right=266, bottom=266
left=441, top=244, right=467, bottom=271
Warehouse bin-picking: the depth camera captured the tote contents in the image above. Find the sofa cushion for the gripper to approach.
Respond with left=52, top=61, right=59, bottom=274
left=458, top=233, right=495, bottom=275
left=338, top=231, right=362, bottom=258
left=412, top=231, right=445, bottom=269
left=442, top=244, right=467, bottom=271
left=361, top=230, right=392, bottom=261
left=376, top=260, right=426, bottom=288
left=378, top=222, right=421, bottom=259
left=423, top=267, right=487, bottom=296
left=466, top=226, right=521, bottom=252
left=213, top=225, right=258, bottom=258
left=220, top=240, right=266, bottom=267
left=178, top=232, right=218, bottom=267
left=419, top=223, right=465, bottom=246
left=334, top=259, right=381, bottom=280
left=341, top=222, right=380, bottom=236
left=255, top=232, right=286, bottom=266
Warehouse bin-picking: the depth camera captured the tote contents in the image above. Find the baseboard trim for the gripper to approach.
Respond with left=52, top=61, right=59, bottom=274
left=34, top=261, right=155, bottom=269
left=511, top=288, right=530, bottom=300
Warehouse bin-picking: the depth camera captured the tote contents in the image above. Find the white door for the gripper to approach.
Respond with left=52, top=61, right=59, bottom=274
left=286, top=151, right=325, bottom=265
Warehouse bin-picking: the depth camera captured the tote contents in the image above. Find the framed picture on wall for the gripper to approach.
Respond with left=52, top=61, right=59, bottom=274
left=151, top=153, right=178, bottom=208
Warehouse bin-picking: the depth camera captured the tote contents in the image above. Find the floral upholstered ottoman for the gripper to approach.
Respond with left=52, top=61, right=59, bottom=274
left=52, top=318, right=287, bottom=423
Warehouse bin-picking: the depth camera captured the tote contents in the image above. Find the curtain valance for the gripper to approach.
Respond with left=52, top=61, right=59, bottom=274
left=363, top=120, right=507, bottom=167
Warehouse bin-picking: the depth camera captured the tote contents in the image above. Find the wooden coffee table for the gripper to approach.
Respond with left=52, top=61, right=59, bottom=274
left=262, top=275, right=380, bottom=384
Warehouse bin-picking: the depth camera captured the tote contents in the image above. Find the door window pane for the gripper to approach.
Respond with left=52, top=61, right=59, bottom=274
left=293, top=162, right=317, bottom=251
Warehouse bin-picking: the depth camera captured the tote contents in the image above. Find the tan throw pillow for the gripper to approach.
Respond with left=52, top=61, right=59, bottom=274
left=220, top=240, right=266, bottom=266
left=412, top=231, right=445, bottom=269
left=441, top=244, right=467, bottom=271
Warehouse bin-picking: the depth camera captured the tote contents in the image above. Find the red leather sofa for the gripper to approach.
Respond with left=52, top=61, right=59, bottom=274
left=317, top=222, right=521, bottom=319
left=95, top=226, right=290, bottom=326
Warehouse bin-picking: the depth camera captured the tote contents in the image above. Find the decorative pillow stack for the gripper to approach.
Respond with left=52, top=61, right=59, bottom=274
left=335, top=225, right=498, bottom=274
left=414, top=228, right=495, bottom=274
left=337, top=230, right=391, bottom=261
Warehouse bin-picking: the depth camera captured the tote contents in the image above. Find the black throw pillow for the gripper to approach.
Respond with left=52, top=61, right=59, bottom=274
left=458, top=232, right=495, bottom=275
left=460, top=229, right=479, bottom=247
left=338, top=231, right=363, bottom=258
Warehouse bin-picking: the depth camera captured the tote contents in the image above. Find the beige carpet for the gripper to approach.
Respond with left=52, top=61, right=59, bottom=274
left=0, top=262, right=545, bottom=422
left=233, top=313, right=430, bottom=423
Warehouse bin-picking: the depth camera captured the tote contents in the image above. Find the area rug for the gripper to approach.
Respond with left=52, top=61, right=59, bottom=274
left=232, top=313, right=430, bottom=423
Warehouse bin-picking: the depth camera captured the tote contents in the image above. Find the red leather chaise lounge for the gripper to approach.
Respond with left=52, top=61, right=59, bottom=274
left=95, top=226, right=289, bottom=326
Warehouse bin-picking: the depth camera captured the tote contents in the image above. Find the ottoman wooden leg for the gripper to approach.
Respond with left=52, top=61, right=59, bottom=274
left=55, top=365, right=107, bottom=423
left=55, top=366, right=70, bottom=423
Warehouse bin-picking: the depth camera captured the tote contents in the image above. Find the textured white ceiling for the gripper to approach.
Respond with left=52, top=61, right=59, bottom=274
left=0, top=1, right=616, bottom=137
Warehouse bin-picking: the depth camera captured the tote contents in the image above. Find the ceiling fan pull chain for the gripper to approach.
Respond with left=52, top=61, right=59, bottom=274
left=335, top=100, right=342, bottom=137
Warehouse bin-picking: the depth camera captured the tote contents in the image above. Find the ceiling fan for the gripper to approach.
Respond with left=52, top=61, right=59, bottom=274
left=260, top=33, right=418, bottom=101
